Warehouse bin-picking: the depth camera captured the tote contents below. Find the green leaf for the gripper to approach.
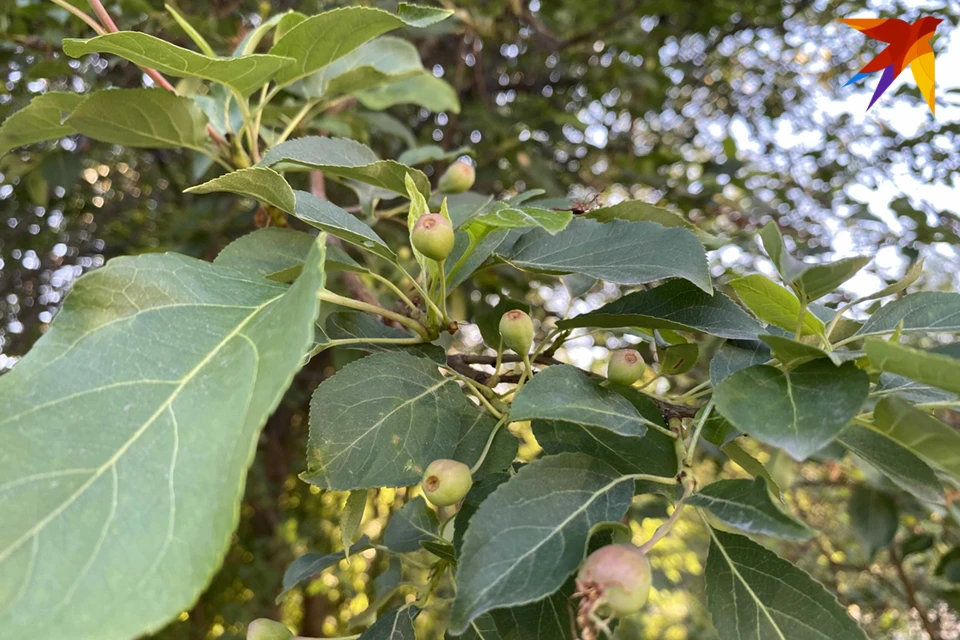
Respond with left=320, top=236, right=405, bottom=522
left=191, top=85, right=245, bottom=138
left=383, top=497, right=440, bottom=553
left=562, top=273, right=598, bottom=297
left=714, top=361, right=869, bottom=460
left=63, top=33, right=294, bottom=97
left=299, top=36, right=423, bottom=99
left=588, top=200, right=719, bottom=246
left=874, top=373, right=956, bottom=404
left=710, top=339, right=771, bottom=386
left=866, top=339, right=960, bottom=395
left=449, top=453, right=635, bottom=634
left=0, top=92, right=84, bottom=156
left=302, top=352, right=468, bottom=490
left=463, top=204, right=573, bottom=238
left=936, top=548, right=960, bottom=583
left=837, top=424, right=944, bottom=503
left=453, top=473, right=509, bottom=558
left=759, top=222, right=806, bottom=283
left=794, top=257, right=870, bottom=302
left=848, top=487, right=898, bottom=558
left=501, top=218, right=712, bottom=293
left=359, top=606, right=419, bottom=639
left=558, top=279, right=761, bottom=339
left=319, top=311, right=444, bottom=362
left=293, top=190, right=396, bottom=262
left=729, top=275, right=825, bottom=337
left=260, top=136, right=430, bottom=199
left=357, top=72, right=461, bottom=114
left=858, top=292, right=960, bottom=336
left=398, top=144, right=472, bottom=166
left=446, top=228, right=511, bottom=289
left=341, top=491, right=368, bottom=554
left=659, top=343, right=698, bottom=375
left=851, top=259, right=924, bottom=306
left=454, top=411, right=518, bottom=477
left=687, top=478, right=811, bottom=539
left=758, top=334, right=848, bottom=367
left=268, top=5, right=451, bottom=87
left=705, top=528, right=868, bottom=640
left=454, top=581, right=576, bottom=640
left=871, top=396, right=960, bottom=482
left=186, top=167, right=296, bottom=212
left=65, top=88, right=208, bottom=151
left=510, top=365, right=651, bottom=436
left=214, top=227, right=316, bottom=281
left=901, top=533, right=935, bottom=558
left=278, top=535, right=371, bottom=600
left=0, top=238, right=327, bottom=638
left=720, top=442, right=783, bottom=498
left=165, top=3, right=216, bottom=56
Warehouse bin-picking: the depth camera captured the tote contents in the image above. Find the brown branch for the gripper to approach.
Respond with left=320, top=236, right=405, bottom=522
left=890, top=543, right=941, bottom=640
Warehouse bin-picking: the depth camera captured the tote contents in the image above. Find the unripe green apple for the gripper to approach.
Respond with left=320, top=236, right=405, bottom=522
left=437, top=161, right=476, bottom=194
left=499, top=309, right=534, bottom=354
left=247, top=619, right=293, bottom=640
left=577, top=544, right=652, bottom=616
left=412, top=213, right=455, bottom=261
left=607, top=349, right=645, bottom=386
left=422, top=459, right=473, bottom=506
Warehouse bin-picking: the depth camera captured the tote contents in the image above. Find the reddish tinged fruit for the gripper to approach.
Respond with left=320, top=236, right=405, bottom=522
left=412, top=213, right=455, bottom=261
left=499, top=309, right=534, bottom=355
left=607, top=349, right=645, bottom=386
left=437, top=161, right=476, bottom=193
left=577, top=544, right=652, bottom=616
left=422, top=459, right=473, bottom=506
left=247, top=618, right=293, bottom=640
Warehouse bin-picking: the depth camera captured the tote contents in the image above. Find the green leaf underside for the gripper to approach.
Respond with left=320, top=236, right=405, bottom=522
left=65, top=88, right=208, bottom=151
left=268, top=5, right=451, bottom=87
left=848, top=487, right=898, bottom=558
left=358, top=606, right=419, bottom=639
left=293, top=190, right=396, bottom=261
left=213, top=228, right=315, bottom=281
left=357, top=72, right=461, bottom=114
left=873, top=372, right=955, bottom=404
left=303, top=352, right=470, bottom=490
left=859, top=292, right=960, bottom=336
left=456, top=580, right=576, bottom=640
left=705, top=529, right=869, bottom=640
left=501, top=218, right=713, bottom=293
left=278, top=535, right=371, bottom=599
left=383, top=497, right=440, bottom=553
left=260, top=136, right=430, bottom=199
left=454, top=411, right=518, bottom=477
left=0, top=239, right=327, bottom=638
left=422, top=540, right=457, bottom=564
left=187, top=167, right=296, bottom=213
left=341, top=490, right=367, bottom=552
left=714, top=361, right=869, bottom=461
left=0, top=92, right=84, bottom=156
left=299, top=36, right=423, bottom=99
left=759, top=335, right=854, bottom=368
left=62, top=33, right=293, bottom=96
left=464, top=204, right=573, bottom=237
left=729, top=275, right=825, bottom=337
left=687, top=478, right=811, bottom=539
left=837, top=424, right=944, bottom=503
left=319, top=311, right=445, bottom=362
left=510, top=365, right=650, bottom=437
left=449, top=453, right=634, bottom=634
left=721, top=442, right=783, bottom=497
left=794, top=257, right=870, bottom=302
left=866, top=339, right=960, bottom=395
left=710, top=339, right=772, bottom=386
left=447, top=228, right=511, bottom=289
left=558, top=279, right=761, bottom=339
left=871, top=396, right=960, bottom=482
left=659, top=343, right=698, bottom=374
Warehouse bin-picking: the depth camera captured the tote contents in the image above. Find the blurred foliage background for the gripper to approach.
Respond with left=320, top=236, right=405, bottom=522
left=2, top=0, right=960, bottom=638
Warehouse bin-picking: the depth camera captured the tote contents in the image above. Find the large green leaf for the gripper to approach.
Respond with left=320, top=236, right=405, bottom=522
left=866, top=339, right=960, bottom=395
left=0, top=92, right=84, bottom=156
left=510, top=365, right=650, bottom=436
left=709, top=339, right=771, bottom=385
left=0, top=238, right=327, bottom=639
left=558, top=279, right=761, bottom=339
left=687, top=478, right=811, bottom=539
left=454, top=411, right=518, bottom=477
left=186, top=167, right=296, bottom=213
left=359, top=606, right=419, bottom=640
left=269, top=5, right=451, bottom=86
left=453, top=473, right=509, bottom=558
left=214, top=227, right=316, bottom=281
left=871, top=396, right=960, bottom=482
left=293, top=190, right=396, bottom=262
left=837, top=424, right=944, bottom=503
left=356, top=72, right=461, bottom=114
left=714, top=361, right=869, bottom=460
left=501, top=218, right=712, bottom=293
left=587, top=200, right=720, bottom=246
left=729, top=275, right=824, bottom=337
left=260, top=136, right=430, bottom=199
left=449, top=453, right=634, bottom=634
left=758, top=335, right=859, bottom=367
left=65, top=88, right=208, bottom=151
left=299, top=36, right=423, bottom=99
left=858, top=292, right=960, bottom=336
left=463, top=204, right=573, bottom=238
left=705, top=528, right=868, bottom=640
left=848, top=487, right=898, bottom=558
left=383, top=497, right=441, bottom=553
left=455, top=581, right=576, bottom=640
left=302, top=352, right=469, bottom=490
left=63, top=33, right=293, bottom=97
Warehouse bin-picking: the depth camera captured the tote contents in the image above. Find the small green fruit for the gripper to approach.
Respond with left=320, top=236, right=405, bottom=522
left=412, top=213, right=455, bottom=261
left=607, top=349, right=645, bottom=386
left=577, top=544, right=652, bottom=616
left=422, top=459, right=473, bottom=506
left=499, top=309, right=534, bottom=354
left=247, top=619, right=293, bottom=640
left=437, top=161, right=476, bottom=194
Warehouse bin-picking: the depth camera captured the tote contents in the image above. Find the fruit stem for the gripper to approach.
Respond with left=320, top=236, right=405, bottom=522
left=488, top=344, right=504, bottom=387
left=317, top=290, right=431, bottom=339
left=367, top=271, right=420, bottom=314
left=469, top=415, right=510, bottom=474
left=514, top=353, right=533, bottom=395
left=396, top=263, right=445, bottom=325
left=684, top=398, right=714, bottom=468
left=637, top=479, right=694, bottom=555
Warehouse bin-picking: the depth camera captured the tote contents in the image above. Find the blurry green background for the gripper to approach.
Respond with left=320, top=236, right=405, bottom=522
left=2, top=1, right=959, bottom=638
